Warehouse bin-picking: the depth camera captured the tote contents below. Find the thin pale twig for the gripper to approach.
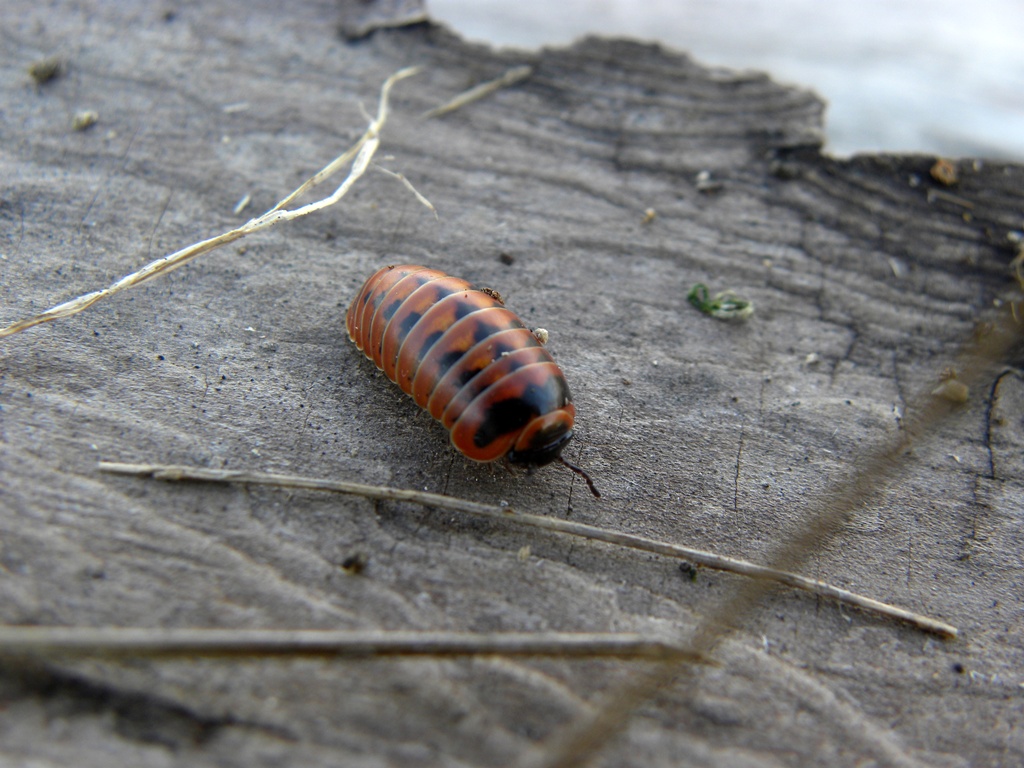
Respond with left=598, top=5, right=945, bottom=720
left=0, top=67, right=421, bottom=340
left=97, top=461, right=958, bottom=639
left=0, top=626, right=707, bottom=663
left=422, top=64, right=533, bottom=119
left=375, top=165, right=438, bottom=218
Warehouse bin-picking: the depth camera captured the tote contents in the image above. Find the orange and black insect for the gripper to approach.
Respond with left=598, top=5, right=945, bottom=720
left=346, top=265, right=598, bottom=497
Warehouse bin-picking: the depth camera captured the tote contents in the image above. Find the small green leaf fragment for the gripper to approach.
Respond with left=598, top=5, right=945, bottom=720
left=687, top=283, right=753, bottom=321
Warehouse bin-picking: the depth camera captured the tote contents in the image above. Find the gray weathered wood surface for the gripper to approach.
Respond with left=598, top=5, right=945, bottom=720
left=2, top=1, right=1023, bottom=766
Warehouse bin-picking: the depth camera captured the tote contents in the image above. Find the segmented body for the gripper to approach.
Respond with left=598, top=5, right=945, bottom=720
left=346, top=265, right=575, bottom=466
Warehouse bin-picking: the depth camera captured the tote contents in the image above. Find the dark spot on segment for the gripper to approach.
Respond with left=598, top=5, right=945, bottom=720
left=442, top=330, right=541, bottom=393
left=532, top=369, right=570, bottom=410
left=434, top=348, right=466, bottom=376
left=512, top=368, right=574, bottom=409
left=473, top=396, right=538, bottom=448
left=501, top=357, right=527, bottom=375
left=554, top=373, right=572, bottom=406
left=424, top=284, right=460, bottom=305
left=453, top=298, right=479, bottom=321
left=397, top=310, right=423, bottom=339
left=416, top=330, right=445, bottom=362
left=472, top=321, right=507, bottom=344
left=456, top=363, right=487, bottom=387
left=381, top=274, right=434, bottom=317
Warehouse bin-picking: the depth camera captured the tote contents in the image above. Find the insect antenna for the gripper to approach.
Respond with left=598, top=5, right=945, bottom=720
left=558, top=456, right=601, bottom=498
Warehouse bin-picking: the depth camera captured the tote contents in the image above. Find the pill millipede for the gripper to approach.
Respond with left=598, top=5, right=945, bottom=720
left=346, top=265, right=599, bottom=497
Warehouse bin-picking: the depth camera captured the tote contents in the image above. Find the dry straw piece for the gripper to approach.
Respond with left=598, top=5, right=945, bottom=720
left=97, top=461, right=958, bottom=639
left=0, top=626, right=708, bottom=663
left=0, top=66, right=422, bottom=340
left=421, top=64, right=533, bottom=119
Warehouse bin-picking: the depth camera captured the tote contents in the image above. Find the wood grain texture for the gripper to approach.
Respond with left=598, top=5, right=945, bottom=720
left=2, top=1, right=1023, bottom=766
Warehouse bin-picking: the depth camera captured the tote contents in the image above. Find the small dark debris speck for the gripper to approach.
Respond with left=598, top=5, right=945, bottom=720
left=341, top=553, right=367, bottom=574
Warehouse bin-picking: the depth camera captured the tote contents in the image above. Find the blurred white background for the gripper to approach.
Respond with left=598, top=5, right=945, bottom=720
left=428, top=0, right=1023, bottom=161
